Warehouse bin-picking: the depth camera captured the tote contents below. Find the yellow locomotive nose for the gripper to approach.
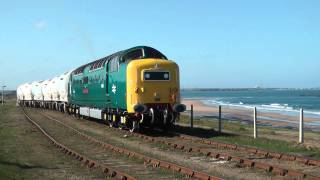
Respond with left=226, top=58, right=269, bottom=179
left=126, top=58, right=181, bottom=113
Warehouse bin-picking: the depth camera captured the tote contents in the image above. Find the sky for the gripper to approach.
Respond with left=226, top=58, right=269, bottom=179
left=1, top=0, right=320, bottom=89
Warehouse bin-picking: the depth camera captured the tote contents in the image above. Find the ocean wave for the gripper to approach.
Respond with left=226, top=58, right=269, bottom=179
left=201, top=99, right=320, bottom=117
left=261, top=103, right=293, bottom=110
left=202, top=99, right=254, bottom=109
left=304, top=110, right=320, bottom=116
left=182, top=97, right=208, bottom=100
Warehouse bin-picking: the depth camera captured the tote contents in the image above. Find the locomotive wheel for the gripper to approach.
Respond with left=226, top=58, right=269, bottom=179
left=149, top=108, right=155, bottom=124
left=109, top=114, right=120, bottom=128
left=129, top=120, right=140, bottom=132
left=107, top=114, right=112, bottom=127
left=163, top=109, right=168, bottom=125
left=163, top=110, right=174, bottom=124
left=162, top=110, right=175, bottom=131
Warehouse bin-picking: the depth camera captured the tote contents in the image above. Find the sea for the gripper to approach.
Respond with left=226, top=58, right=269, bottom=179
left=181, top=88, right=320, bottom=120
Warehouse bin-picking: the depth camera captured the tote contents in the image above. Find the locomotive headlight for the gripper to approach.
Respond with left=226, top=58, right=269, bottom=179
left=145, top=73, right=150, bottom=79
left=164, top=73, right=169, bottom=79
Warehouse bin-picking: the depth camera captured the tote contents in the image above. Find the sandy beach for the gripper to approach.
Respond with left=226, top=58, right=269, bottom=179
left=182, top=99, right=320, bottom=130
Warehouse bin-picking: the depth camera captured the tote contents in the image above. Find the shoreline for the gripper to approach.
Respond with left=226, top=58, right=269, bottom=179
left=181, top=99, right=320, bottom=131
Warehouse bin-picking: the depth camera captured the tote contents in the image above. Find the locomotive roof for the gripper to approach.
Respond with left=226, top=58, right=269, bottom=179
left=73, top=46, right=167, bottom=75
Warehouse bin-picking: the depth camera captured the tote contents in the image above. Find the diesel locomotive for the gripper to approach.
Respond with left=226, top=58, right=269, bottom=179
left=17, top=46, right=185, bottom=131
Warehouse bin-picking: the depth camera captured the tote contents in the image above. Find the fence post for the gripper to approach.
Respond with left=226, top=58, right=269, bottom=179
left=299, top=108, right=304, bottom=143
left=218, top=105, right=222, bottom=133
left=190, top=104, right=193, bottom=128
left=253, top=107, right=257, bottom=139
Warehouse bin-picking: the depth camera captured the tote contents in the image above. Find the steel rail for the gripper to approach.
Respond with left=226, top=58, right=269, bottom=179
left=22, top=108, right=136, bottom=180
left=87, top=119, right=320, bottom=180
left=41, top=109, right=320, bottom=179
left=178, top=133, right=320, bottom=167
left=38, top=110, right=222, bottom=180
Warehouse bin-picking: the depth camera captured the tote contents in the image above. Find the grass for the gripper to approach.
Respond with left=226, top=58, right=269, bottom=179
left=5, top=100, right=319, bottom=179
left=214, top=135, right=318, bottom=157
left=0, top=102, right=29, bottom=179
left=178, top=114, right=320, bottom=159
left=0, top=101, right=105, bottom=179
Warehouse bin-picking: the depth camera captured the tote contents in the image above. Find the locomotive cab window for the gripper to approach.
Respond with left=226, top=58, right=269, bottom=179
left=83, top=76, right=89, bottom=84
left=109, top=56, right=119, bottom=72
left=122, top=49, right=143, bottom=61
left=144, top=71, right=170, bottom=81
left=144, top=47, right=167, bottom=59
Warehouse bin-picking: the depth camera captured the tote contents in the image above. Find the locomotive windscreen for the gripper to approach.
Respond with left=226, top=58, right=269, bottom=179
left=144, top=71, right=170, bottom=81
left=144, top=47, right=167, bottom=59
left=122, top=47, right=167, bottom=61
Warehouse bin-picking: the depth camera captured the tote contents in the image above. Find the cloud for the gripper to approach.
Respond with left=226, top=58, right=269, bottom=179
left=34, top=20, right=47, bottom=29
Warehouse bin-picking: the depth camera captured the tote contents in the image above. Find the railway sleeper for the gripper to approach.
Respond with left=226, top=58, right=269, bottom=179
left=23, top=109, right=136, bottom=180
left=132, top=132, right=319, bottom=179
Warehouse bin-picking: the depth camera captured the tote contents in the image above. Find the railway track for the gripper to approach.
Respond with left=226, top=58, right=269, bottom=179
left=34, top=108, right=320, bottom=179
left=44, top=109, right=320, bottom=179
left=22, top=108, right=134, bottom=180
left=22, top=108, right=222, bottom=180
left=177, top=134, right=320, bottom=167
left=104, top=126, right=320, bottom=179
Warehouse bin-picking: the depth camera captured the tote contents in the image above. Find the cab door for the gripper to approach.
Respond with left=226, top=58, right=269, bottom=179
left=107, top=56, right=120, bottom=108
left=105, top=61, right=111, bottom=106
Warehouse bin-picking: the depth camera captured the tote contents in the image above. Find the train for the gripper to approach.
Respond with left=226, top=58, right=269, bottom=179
left=17, top=46, right=186, bottom=131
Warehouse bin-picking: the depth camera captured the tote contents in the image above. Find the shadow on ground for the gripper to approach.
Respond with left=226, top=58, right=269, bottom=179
left=140, top=124, right=238, bottom=139
left=0, top=160, right=55, bottom=170
left=45, top=110, right=238, bottom=139
left=172, top=125, right=237, bottom=138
